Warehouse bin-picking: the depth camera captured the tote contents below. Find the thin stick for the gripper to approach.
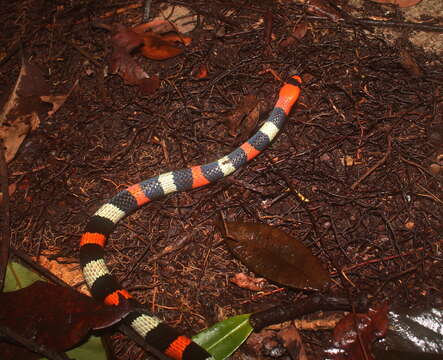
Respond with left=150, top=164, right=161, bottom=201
left=351, top=135, right=391, bottom=190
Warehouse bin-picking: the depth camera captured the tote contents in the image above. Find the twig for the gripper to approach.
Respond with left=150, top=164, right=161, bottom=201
left=143, top=0, right=152, bottom=22
left=351, top=135, right=391, bottom=190
left=0, top=139, right=11, bottom=289
left=350, top=18, right=443, bottom=33
left=250, top=295, right=368, bottom=332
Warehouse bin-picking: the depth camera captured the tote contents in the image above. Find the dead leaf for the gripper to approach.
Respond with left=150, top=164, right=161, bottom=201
left=0, top=281, right=133, bottom=359
left=220, top=222, right=331, bottom=290
left=0, top=60, right=72, bottom=162
left=230, top=272, right=266, bottom=291
left=329, top=302, right=389, bottom=360
left=225, top=95, right=259, bottom=137
left=35, top=249, right=89, bottom=295
left=108, top=21, right=191, bottom=92
left=399, top=49, right=423, bottom=77
left=370, top=0, right=422, bottom=8
left=278, top=325, right=308, bottom=360
left=280, top=22, right=309, bottom=48
left=157, top=4, right=198, bottom=34
left=192, top=63, right=209, bottom=79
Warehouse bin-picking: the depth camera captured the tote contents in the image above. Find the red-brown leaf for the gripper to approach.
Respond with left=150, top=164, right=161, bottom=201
left=0, top=281, right=133, bottom=359
left=331, top=302, right=389, bottom=360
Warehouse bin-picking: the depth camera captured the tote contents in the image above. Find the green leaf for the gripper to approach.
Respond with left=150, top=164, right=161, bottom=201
left=193, top=314, right=253, bottom=360
left=3, top=261, right=44, bottom=292
left=40, top=336, right=106, bottom=360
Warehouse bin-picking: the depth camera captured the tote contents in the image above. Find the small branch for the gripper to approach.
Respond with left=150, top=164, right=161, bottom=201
left=351, top=135, right=391, bottom=190
left=350, top=18, right=443, bottom=33
left=250, top=295, right=368, bottom=332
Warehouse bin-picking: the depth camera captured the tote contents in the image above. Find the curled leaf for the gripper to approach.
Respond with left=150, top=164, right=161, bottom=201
left=220, top=222, right=330, bottom=290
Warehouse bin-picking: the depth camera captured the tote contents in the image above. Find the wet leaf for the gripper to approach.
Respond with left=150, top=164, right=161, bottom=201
left=373, top=307, right=443, bottom=359
left=370, top=0, right=422, bottom=8
left=0, top=278, right=133, bottom=359
left=193, top=313, right=253, bottom=360
left=328, top=302, right=389, bottom=360
left=220, top=222, right=330, bottom=290
left=0, top=60, right=71, bottom=162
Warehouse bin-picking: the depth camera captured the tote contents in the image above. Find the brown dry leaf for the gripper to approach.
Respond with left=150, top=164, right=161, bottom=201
left=399, top=49, right=423, bottom=77
left=157, top=4, right=198, bottom=34
left=36, top=249, right=89, bottom=295
left=220, top=222, right=331, bottom=290
left=225, top=95, right=259, bottom=137
left=370, top=0, right=422, bottom=8
left=0, top=60, right=73, bottom=162
left=230, top=272, right=266, bottom=291
left=278, top=325, right=308, bottom=360
left=109, top=21, right=191, bottom=93
left=280, top=22, right=309, bottom=48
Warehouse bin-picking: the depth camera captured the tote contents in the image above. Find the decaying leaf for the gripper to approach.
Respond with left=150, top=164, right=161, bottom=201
left=278, top=325, right=308, bottom=360
left=370, top=0, right=422, bottom=8
left=0, top=61, right=72, bottom=162
left=328, top=302, right=389, bottom=360
left=280, top=22, right=309, bottom=48
left=107, top=20, right=191, bottom=93
left=0, top=281, right=133, bottom=359
left=192, top=63, right=209, bottom=79
left=225, top=95, right=259, bottom=137
left=399, top=49, right=423, bottom=77
left=220, top=222, right=330, bottom=290
left=230, top=272, right=266, bottom=291
left=35, top=248, right=89, bottom=295
left=157, top=4, right=198, bottom=34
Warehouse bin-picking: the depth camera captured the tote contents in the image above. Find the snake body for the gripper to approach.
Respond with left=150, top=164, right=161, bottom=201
left=79, top=76, right=301, bottom=360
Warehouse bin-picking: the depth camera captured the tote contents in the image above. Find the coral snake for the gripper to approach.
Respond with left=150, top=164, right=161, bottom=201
left=79, top=75, right=302, bottom=360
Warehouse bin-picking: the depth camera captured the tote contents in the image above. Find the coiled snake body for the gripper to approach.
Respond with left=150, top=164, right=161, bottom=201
left=79, top=76, right=302, bottom=360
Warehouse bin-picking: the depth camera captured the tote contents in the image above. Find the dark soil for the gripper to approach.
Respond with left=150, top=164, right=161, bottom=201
left=1, top=1, right=442, bottom=359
